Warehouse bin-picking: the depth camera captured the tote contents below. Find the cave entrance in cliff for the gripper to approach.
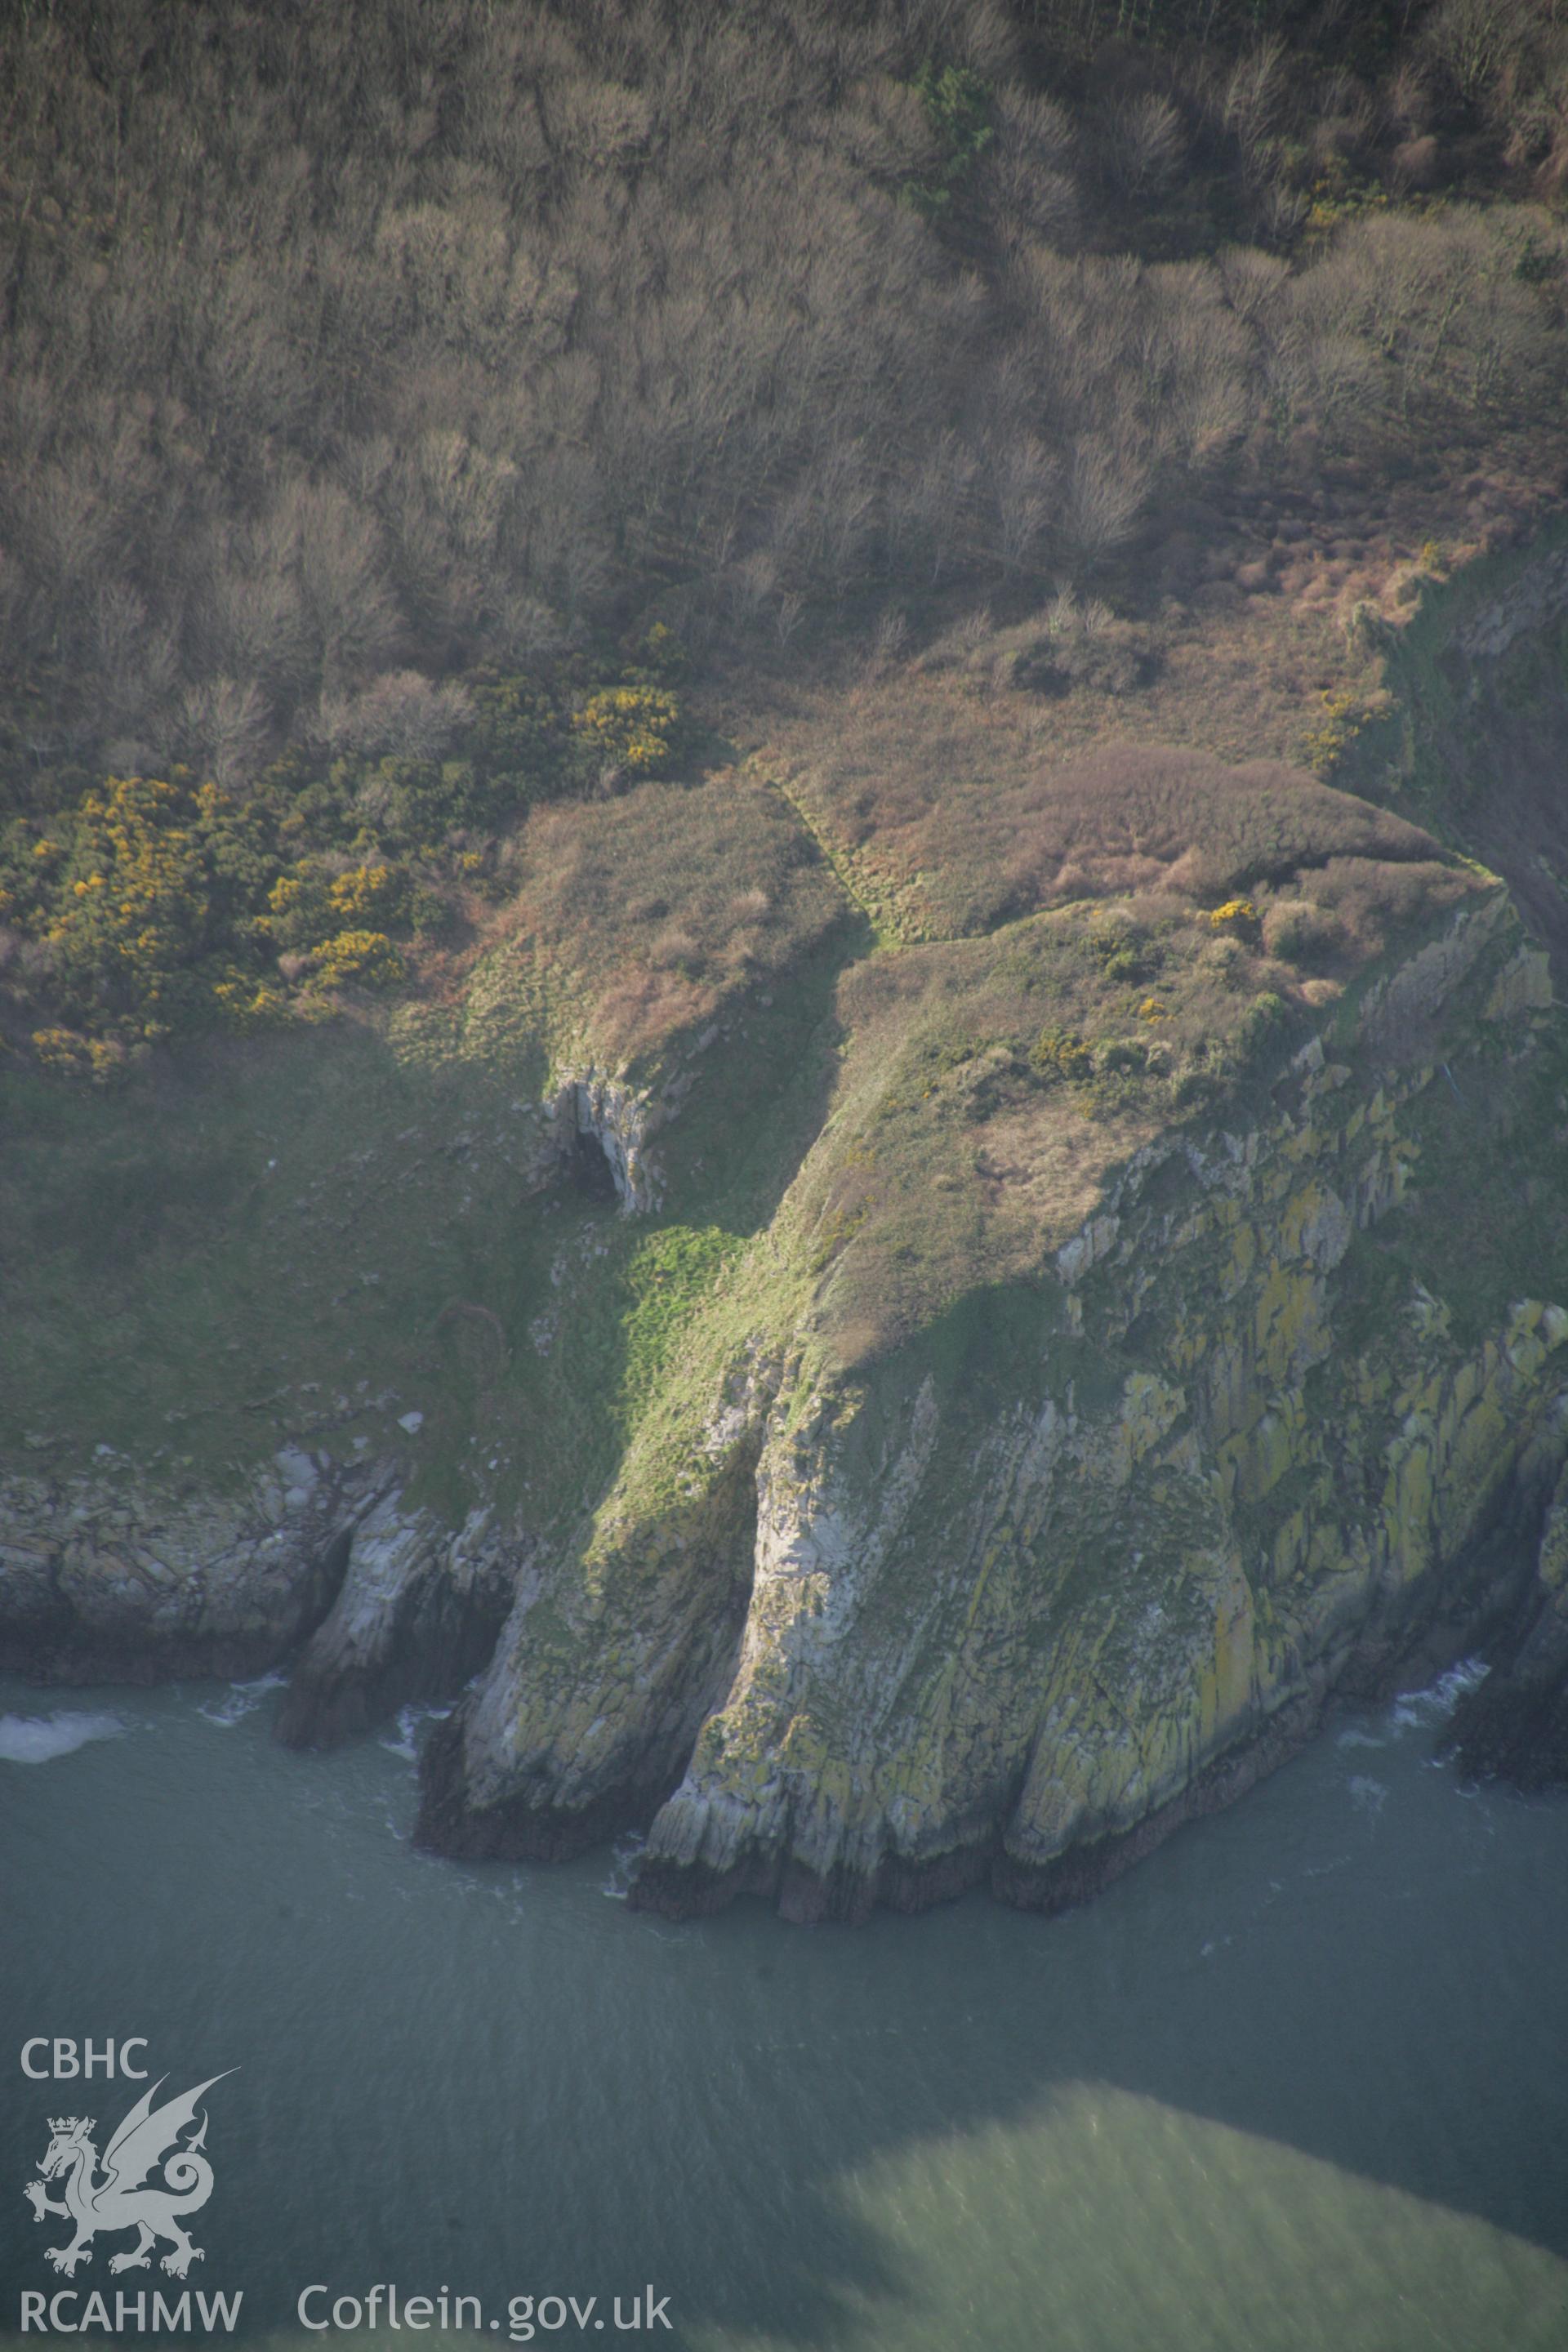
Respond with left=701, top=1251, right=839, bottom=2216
left=568, top=1127, right=619, bottom=1203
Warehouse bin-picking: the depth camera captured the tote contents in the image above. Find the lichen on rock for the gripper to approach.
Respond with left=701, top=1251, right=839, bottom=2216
left=413, top=875, right=1568, bottom=1919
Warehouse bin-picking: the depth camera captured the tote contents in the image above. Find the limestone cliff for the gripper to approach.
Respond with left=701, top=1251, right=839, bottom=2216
left=0, top=1446, right=368, bottom=1682
left=416, top=881, right=1568, bottom=1917
left=0, top=1444, right=510, bottom=1737
left=7, top=569, right=1568, bottom=1923
left=1446, top=1452, right=1568, bottom=1788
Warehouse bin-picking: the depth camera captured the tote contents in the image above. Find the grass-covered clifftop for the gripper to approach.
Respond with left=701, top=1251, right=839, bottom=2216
left=5, top=0, right=1568, bottom=1080
left=6, top=3, right=1568, bottom=1909
left=412, top=837, right=1568, bottom=1917
left=7, top=625, right=1568, bottom=1907
left=0, top=715, right=1486, bottom=1497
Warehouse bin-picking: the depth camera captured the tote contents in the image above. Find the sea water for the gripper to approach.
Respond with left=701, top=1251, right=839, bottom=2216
left=2, top=1663, right=1566, bottom=2352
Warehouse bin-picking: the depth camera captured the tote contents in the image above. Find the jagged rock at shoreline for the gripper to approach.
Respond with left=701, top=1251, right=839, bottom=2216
left=7, top=538, right=1568, bottom=1923
left=1446, top=1454, right=1568, bottom=1788
left=0, top=1451, right=510, bottom=1738
left=0, top=1448, right=370, bottom=1684
left=273, top=1491, right=515, bottom=1747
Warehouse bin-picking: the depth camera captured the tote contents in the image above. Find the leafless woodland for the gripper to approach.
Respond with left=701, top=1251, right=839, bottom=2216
left=2, top=0, right=1566, bottom=775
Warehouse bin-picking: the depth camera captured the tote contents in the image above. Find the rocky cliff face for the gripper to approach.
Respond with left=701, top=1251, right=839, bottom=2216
left=7, top=868, right=1566, bottom=1921
left=1446, top=1450, right=1568, bottom=1788
left=631, top=1138, right=1567, bottom=1921
left=548, top=1069, right=669, bottom=1214
left=0, top=1446, right=510, bottom=1740
left=0, top=1446, right=368, bottom=1682
left=7, top=575, right=1568, bottom=1922
left=412, top=884, right=1568, bottom=1917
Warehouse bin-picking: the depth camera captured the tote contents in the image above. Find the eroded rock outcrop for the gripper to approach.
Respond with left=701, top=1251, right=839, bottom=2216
left=547, top=1071, right=666, bottom=1214
left=417, top=897, right=1568, bottom=1918
left=416, top=1356, right=777, bottom=1858
left=274, top=1492, right=514, bottom=1747
left=636, top=1093, right=1567, bottom=1918
left=0, top=1447, right=371, bottom=1682
left=1446, top=1444, right=1568, bottom=1787
left=0, top=1447, right=513, bottom=1742
left=6, top=708, right=1568, bottom=1928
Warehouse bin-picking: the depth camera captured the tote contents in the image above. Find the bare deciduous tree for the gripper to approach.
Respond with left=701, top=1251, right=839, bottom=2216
left=0, top=0, right=1562, bottom=759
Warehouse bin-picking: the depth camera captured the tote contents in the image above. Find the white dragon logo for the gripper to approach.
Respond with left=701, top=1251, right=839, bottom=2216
left=24, top=2074, right=234, bottom=2280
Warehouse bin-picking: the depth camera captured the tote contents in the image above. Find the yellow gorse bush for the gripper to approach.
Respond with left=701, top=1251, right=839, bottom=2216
left=310, top=929, right=405, bottom=988
left=327, top=863, right=403, bottom=924
left=265, top=859, right=405, bottom=953
left=1207, top=898, right=1262, bottom=942
left=571, top=685, right=682, bottom=778
left=43, top=775, right=219, bottom=1034
left=209, top=977, right=291, bottom=1028
left=1303, top=690, right=1366, bottom=777
left=22, top=772, right=287, bottom=1054
left=7, top=644, right=694, bottom=1075
left=29, top=1026, right=128, bottom=1082
left=1030, top=1025, right=1094, bottom=1083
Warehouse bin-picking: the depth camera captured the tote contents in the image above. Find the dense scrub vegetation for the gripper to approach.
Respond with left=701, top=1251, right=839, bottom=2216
left=0, top=639, right=689, bottom=1069
left=2, top=0, right=1565, bottom=1065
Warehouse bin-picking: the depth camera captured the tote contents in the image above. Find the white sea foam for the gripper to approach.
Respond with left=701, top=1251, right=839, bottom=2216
left=1349, top=1775, right=1388, bottom=1817
left=198, top=1670, right=287, bottom=1727
left=381, top=1701, right=452, bottom=1762
left=1389, top=1656, right=1489, bottom=1737
left=0, top=1710, right=126, bottom=1764
left=601, top=1832, right=646, bottom=1901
